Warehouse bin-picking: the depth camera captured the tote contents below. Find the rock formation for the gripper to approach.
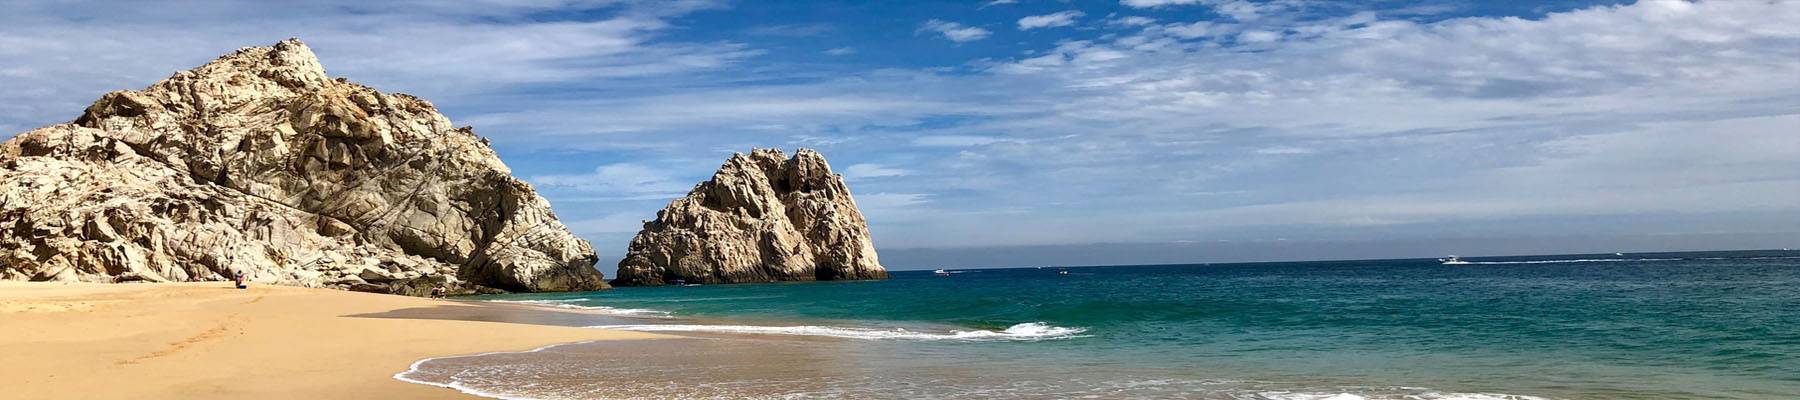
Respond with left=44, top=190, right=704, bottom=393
left=0, top=39, right=609, bottom=295
left=612, top=149, right=889, bottom=286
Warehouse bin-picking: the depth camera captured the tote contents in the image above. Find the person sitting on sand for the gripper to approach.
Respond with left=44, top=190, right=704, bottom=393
left=430, top=285, right=445, bottom=299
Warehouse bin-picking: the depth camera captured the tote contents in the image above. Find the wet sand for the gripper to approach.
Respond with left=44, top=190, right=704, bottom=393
left=0, top=281, right=666, bottom=400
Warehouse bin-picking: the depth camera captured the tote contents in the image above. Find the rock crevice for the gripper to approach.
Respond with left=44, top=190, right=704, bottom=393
left=0, top=39, right=608, bottom=294
left=612, top=148, right=889, bottom=286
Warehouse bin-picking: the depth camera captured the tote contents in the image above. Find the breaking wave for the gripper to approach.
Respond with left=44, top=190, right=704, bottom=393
left=1253, top=393, right=1549, bottom=400
left=482, top=299, right=671, bottom=317
left=585, top=322, right=1088, bottom=341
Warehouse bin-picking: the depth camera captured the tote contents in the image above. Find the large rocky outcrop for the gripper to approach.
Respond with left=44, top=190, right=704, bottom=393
left=612, top=149, right=888, bottom=286
left=0, top=39, right=609, bottom=294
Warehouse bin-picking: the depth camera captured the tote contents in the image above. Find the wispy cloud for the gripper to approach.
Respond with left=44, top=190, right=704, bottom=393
left=854, top=193, right=929, bottom=213
left=1254, top=146, right=1313, bottom=155
left=529, top=163, right=694, bottom=197
left=842, top=163, right=912, bottom=181
left=1107, top=16, right=1156, bottom=27
left=4, top=0, right=1798, bottom=254
left=0, top=0, right=754, bottom=131
left=912, top=135, right=1012, bottom=147
left=1018, top=10, right=1084, bottom=30
left=1119, top=0, right=1204, bottom=9
left=746, top=23, right=835, bottom=37
left=919, top=19, right=993, bottom=42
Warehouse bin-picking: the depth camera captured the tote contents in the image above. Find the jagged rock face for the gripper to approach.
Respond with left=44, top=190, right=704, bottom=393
left=0, top=39, right=609, bottom=294
left=613, top=148, right=889, bottom=286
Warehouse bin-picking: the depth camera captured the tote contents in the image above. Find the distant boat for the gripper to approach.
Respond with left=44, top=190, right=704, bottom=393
left=1056, top=268, right=1070, bottom=275
left=1614, top=252, right=1625, bottom=256
left=933, top=269, right=951, bottom=276
left=1439, top=255, right=1473, bottom=265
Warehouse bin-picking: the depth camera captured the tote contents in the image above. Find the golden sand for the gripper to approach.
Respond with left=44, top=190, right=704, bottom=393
left=0, top=281, right=665, bottom=399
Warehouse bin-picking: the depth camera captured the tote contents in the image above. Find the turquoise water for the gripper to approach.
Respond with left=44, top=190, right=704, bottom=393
left=430, top=251, right=1800, bottom=399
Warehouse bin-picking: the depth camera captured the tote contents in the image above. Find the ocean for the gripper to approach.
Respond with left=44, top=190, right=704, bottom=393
left=399, top=250, right=1800, bottom=399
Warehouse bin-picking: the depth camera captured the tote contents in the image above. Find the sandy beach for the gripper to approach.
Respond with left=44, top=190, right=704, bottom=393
left=0, top=282, right=665, bottom=400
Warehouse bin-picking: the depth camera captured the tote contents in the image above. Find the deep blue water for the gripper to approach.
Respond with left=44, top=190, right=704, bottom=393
left=446, top=250, right=1800, bottom=399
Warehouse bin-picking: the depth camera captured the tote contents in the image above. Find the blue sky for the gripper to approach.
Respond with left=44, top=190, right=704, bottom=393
left=3, top=0, right=1799, bottom=273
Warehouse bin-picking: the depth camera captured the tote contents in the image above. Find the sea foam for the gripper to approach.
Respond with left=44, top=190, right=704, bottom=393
left=1258, top=393, right=1548, bottom=400
left=585, top=322, right=1088, bottom=341
left=482, top=299, right=671, bottom=317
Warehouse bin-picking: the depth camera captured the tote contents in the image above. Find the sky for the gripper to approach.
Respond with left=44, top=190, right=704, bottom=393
left=3, top=0, right=1799, bottom=274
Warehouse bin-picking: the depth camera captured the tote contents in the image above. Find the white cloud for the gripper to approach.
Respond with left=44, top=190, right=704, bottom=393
left=1254, top=146, right=1313, bottom=155
left=842, top=163, right=912, bottom=181
left=853, top=193, right=929, bottom=214
left=858, top=0, right=1800, bottom=246
left=1108, top=16, right=1156, bottom=27
left=1119, top=0, right=1275, bottom=20
left=1211, top=0, right=1272, bottom=21
left=1018, top=10, right=1085, bottom=30
left=747, top=23, right=833, bottom=37
left=919, top=19, right=992, bottom=42
left=1120, top=0, right=1203, bottom=8
left=1162, top=21, right=1226, bottom=39
left=913, top=135, right=1010, bottom=147
left=528, top=163, right=694, bottom=197
left=6, top=0, right=1800, bottom=252
left=0, top=0, right=755, bottom=134
left=825, top=46, right=856, bottom=56
left=1236, top=29, right=1281, bottom=43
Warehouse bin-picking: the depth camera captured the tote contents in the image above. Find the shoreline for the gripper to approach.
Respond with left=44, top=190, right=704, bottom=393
left=0, top=281, right=667, bottom=399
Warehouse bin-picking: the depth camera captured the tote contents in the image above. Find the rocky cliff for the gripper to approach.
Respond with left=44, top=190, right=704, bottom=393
left=0, top=39, right=609, bottom=295
left=612, top=149, right=889, bottom=286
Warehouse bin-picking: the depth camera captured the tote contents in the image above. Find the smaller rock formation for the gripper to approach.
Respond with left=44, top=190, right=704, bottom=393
left=612, top=149, right=889, bottom=286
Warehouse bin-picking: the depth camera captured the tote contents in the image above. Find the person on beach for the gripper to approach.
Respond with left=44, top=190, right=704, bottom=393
left=234, top=270, right=246, bottom=288
left=430, top=285, right=445, bottom=299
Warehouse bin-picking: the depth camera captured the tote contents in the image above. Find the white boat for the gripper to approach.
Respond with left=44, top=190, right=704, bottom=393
left=1439, top=255, right=1473, bottom=265
left=932, top=269, right=951, bottom=276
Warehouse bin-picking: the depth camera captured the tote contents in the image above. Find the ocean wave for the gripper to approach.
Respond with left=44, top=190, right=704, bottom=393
left=631, top=295, right=783, bottom=303
left=585, top=322, right=1088, bottom=341
left=394, top=341, right=580, bottom=400
left=1462, top=258, right=1681, bottom=265
left=482, top=299, right=671, bottom=317
left=1255, top=393, right=1548, bottom=400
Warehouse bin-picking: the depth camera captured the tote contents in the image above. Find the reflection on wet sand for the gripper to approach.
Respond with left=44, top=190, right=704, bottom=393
left=400, top=337, right=864, bottom=399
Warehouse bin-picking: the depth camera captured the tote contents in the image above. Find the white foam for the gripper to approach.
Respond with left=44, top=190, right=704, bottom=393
left=393, top=341, right=578, bottom=400
left=482, top=299, right=671, bottom=317
left=585, top=322, right=1088, bottom=341
left=1259, top=392, right=1550, bottom=400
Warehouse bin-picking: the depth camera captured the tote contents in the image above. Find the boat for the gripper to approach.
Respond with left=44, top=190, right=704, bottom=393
left=1056, top=268, right=1070, bottom=275
left=1439, top=255, right=1472, bottom=265
left=933, top=269, right=951, bottom=276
